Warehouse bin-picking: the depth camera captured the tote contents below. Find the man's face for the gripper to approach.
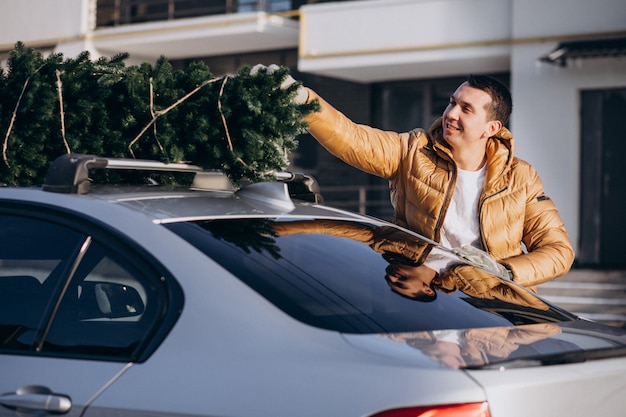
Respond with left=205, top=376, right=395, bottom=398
left=385, top=263, right=436, bottom=298
left=442, top=82, right=500, bottom=148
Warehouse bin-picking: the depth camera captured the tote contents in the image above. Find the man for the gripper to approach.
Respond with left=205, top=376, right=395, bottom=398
left=252, top=66, right=574, bottom=288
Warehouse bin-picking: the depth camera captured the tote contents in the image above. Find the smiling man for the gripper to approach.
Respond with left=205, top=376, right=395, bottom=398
left=256, top=68, right=574, bottom=288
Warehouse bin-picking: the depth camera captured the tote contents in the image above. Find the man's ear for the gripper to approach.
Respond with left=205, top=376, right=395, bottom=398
left=487, top=120, right=503, bottom=137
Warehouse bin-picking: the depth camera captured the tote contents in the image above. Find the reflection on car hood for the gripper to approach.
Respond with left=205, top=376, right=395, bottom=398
left=345, top=319, right=626, bottom=369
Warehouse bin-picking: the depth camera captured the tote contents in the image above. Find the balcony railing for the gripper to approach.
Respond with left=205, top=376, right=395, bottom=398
left=96, top=0, right=343, bottom=27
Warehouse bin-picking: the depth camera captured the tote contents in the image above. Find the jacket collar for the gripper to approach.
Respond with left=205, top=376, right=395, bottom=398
left=427, top=117, right=514, bottom=191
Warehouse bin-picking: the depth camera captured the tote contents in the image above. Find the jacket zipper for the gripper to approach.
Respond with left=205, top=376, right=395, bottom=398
left=478, top=186, right=509, bottom=252
left=433, top=161, right=457, bottom=244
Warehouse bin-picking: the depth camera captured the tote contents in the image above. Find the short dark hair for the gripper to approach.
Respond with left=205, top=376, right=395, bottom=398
left=465, top=75, right=512, bottom=124
left=384, top=275, right=438, bottom=302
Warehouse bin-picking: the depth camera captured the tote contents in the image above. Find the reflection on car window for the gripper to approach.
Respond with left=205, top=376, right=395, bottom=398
left=166, top=218, right=574, bottom=334
left=44, top=240, right=160, bottom=360
left=0, top=212, right=170, bottom=361
left=0, top=214, right=85, bottom=351
left=383, top=322, right=564, bottom=368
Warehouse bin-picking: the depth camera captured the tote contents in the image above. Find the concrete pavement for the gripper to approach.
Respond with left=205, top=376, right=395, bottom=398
left=538, top=269, right=626, bottom=328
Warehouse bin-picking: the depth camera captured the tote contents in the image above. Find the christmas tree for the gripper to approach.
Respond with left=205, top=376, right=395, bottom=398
left=0, top=42, right=318, bottom=186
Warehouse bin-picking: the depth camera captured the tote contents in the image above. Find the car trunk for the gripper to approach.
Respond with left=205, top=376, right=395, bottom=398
left=457, top=319, right=626, bottom=417
left=467, top=355, right=626, bottom=416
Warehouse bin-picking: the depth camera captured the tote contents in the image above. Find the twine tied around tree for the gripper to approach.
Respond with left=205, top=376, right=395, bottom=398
left=2, top=64, right=46, bottom=168
left=3, top=69, right=248, bottom=169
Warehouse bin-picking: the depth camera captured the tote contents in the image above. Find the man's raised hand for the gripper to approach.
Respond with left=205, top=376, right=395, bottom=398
left=250, top=64, right=309, bottom=105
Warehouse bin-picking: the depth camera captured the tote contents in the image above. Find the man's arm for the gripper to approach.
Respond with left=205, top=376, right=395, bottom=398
left=304, top=89, right=407, bottom=180
left=250, top=65, right=411, bottom=180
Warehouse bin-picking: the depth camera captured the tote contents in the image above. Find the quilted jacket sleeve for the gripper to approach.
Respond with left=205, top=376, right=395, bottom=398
left=502, top=165, right=575, bottom=287
left=304, top=89, right=406, bottom=180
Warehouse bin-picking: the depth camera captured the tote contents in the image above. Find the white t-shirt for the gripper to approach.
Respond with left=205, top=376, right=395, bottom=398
left=425, top=165, right=486, bottom=273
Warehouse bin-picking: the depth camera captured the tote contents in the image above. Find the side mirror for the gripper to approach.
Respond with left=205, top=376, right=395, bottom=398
left=78, top=282, right=145, bottom=320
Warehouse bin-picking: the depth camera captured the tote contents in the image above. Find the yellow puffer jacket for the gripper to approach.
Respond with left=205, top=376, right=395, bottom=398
left=304, top=89, right=575, bottom=287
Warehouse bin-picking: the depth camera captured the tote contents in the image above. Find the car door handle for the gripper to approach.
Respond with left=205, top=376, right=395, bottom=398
left=0, top=385, right=71, bottom=414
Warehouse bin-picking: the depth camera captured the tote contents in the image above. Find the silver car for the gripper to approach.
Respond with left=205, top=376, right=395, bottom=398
left=1, top=154, right=626, bottom=417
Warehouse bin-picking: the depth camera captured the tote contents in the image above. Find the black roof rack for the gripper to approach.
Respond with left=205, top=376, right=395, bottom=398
left=42, top=154, right=324, bottom=204
left=42, top=154, right=218, bottom=194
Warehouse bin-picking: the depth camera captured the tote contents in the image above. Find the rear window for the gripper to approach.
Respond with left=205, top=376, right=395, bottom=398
left=165, top=218, right=574, bottom=333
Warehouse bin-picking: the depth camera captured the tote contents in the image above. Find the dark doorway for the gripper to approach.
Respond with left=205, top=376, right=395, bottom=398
left=579, top=89, right=626, bottom=267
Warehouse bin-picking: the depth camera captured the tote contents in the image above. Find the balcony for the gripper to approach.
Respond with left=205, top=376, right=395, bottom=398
left=298, top=0, right=513, bottom=82
left=92, top=0, right=310, bottom=60
left=96, top=0, right=296, bottom=27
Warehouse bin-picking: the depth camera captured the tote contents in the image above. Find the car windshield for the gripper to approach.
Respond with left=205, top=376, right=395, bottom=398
left=165, top=218, right=575, bottom=333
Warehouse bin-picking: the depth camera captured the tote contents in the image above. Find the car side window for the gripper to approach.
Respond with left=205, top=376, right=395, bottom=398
left=43, top=239, right=164, bottom=360
left=0, top=212, right=176, bottom=361
left=0, top=214, right=85, bottom=352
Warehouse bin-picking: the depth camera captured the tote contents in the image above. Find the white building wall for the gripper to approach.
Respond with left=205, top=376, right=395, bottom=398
left=511, top=0, right=626, bottom=252
left=0, top=0, right=95, bottom=55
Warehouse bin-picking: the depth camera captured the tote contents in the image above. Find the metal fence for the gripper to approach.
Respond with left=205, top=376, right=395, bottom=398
left=319, top=184, right=394, bottom=221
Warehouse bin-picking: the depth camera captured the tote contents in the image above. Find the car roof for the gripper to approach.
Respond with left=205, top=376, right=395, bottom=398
left=0, top=153, right=369, bottom=225
left=90, top=187, right=366, bottom=223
